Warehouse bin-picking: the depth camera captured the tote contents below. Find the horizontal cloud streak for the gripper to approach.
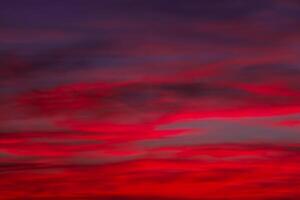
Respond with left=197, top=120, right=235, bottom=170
left=0, top=0, right=300, bottom=199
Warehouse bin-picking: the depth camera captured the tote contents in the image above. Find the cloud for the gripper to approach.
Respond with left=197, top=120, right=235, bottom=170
left=1, top=0, right=300, bottom=199
left=1, top=144, right=299, bottom=199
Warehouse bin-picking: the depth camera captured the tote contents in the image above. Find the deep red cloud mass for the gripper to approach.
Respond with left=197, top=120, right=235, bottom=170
left=0, top=0, right=300, bottom=199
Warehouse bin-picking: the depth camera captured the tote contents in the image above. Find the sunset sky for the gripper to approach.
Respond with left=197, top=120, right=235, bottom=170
left=0, top=1, right=300, bottom=199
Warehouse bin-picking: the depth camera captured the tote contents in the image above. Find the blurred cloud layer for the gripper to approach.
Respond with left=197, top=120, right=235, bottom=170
left=0, top=1, right=300, bottom=199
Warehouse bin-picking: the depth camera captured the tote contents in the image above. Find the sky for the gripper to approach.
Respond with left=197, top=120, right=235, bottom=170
left=0, top=0, right=300, bottom=199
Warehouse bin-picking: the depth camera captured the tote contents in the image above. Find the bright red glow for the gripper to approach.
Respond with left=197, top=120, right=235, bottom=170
left=1, top=1, right=300, bottom=199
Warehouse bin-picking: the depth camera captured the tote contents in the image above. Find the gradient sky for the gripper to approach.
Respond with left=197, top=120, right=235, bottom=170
left=0, top=1, right=300, bottom=199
